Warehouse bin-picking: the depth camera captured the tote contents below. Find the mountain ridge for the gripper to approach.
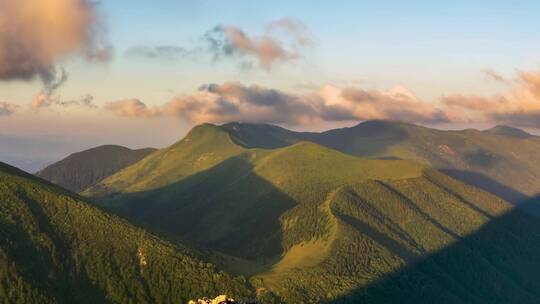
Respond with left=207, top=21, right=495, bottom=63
left=218, top=120, right=540, bottom=207
left=82, top=121, right=540, bottom=303
left=36, top=145, right=156, bottom=193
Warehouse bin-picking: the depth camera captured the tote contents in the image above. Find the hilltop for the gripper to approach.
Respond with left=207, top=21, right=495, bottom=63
left=36, top=145, right=156, bottom=192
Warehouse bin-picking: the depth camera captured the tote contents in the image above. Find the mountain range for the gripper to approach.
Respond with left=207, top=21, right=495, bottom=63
left=82, top=121, right=540, bottom=303
left=220, top=121, right=540, bottom=206
left=3, top=120, right=540, bottom=303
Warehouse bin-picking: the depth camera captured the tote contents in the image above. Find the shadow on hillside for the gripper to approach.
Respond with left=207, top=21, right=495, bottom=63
left=441, top=169, right=528, bottom=204
left=97, top=155, right=297, bottom=261
left=441, top=169, right=540, bottom=217
left=326, top=197, right=540, bottom=304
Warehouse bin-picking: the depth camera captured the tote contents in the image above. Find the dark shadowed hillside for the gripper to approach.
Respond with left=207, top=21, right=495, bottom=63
left=35, top=145, right=156, bottom=193
left=0, top=162, right=253, bottom=303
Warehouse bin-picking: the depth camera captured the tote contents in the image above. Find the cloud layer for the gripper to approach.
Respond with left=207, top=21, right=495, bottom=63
left=102, top=82, right=447, bottom=125
left=442, top=70, right=540, bottom=127
left=104, top=99, right=162, bottom=118
left=100, top=69, right=540, bottom=129
left=0, top=0, right=110, bottom=82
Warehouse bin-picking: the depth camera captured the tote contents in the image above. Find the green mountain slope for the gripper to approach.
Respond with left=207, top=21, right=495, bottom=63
left=222, top=121, right=540, bottom=205
left=35, top=145, right=156, bottom=193
left=0, top=162, right=252, bottom=303
left=85, top=126, right=423, bottom=259
left=85, top=123, right=540, bottom=303
left=259, top=171, right=540, bottom=303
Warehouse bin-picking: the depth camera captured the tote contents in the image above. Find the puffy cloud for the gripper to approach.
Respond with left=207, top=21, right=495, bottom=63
left=104, top=99, right=162, bottom=118
left=324, top=86, right=450, bottom=123
left=105, top=82, right=448, bottom=125
left=0, top=0, right=110, bottom=82
left=442, top=70, right=540, bottom=128
left=163, top=83, right=317, bottom=124
left=0, top=102, right=18, bottom=116
left=204, top=18, right=312, bottom=69
left=101, top=70, right=540, bottom=128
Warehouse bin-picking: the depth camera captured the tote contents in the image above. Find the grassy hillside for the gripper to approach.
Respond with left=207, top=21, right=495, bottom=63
left=86, top=126, right=424, bottom=259
left=222, top=121, right=540, bottom=206
left=257, top=171, right=540, bottom=303
left=0, top=162, right=253, bottom=303
left=85, top=123, right=540, bottom=303
left=35, top=145, right=156, bottom=193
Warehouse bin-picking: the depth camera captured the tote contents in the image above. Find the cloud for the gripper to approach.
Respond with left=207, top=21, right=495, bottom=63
left=123, top=18, right=312, bottom=69
left=0, top=102, right=19, bottom=117
left=163, top=83, right=317, bottom=124
left=104, top=99, right=162, bottom=118
left=325, top=86, right=450, bottom=123
left=482, top=69, right=507, bottom=82
left=28, top=68, right=97, bottom=111
left=0, top=0, right=110, bottom=82
left=102, top=69, right=540, bottom=128
left=30, top=68, right=68, bottom=110
left=520, top=70, right=540, bottom=99
left=124, top=45, right=188, bottom=61
left=204, top=18, right=312, bottom=69
left=442, top=69, right=540, bottom=128
left=105, top=82, right=447, bottom=125
left=57, top=94, right=97, bottom=108
left=265, top=17, right=313, bottom=46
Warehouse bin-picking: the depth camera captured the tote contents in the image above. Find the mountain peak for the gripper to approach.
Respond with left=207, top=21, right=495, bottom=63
left=219, top=121, right=301, bottom=149
left=485, top=125, right=532, bottom=138
left=353, top=119, right=422, bottom=129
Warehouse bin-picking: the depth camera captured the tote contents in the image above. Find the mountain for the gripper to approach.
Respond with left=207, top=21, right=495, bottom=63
left=35, top=145, right=156, bottom=193
left=221, top=121, right=540, bottom=206
left=85, top=123, right=540, bottom=303
left=485, top=125, right=533, bottom=139
left=0, top=161, right=254, bottom=303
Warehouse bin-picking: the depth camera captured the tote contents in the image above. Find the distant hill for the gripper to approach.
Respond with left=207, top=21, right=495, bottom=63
left=0, top=161, right=253, bottom=303
left=221, top=121, right=540, bottom=206
left=484, top=125, right=533, bottom=139
left=36, top=145, right=156, bottom=193
left=85, top=123, right=540, bottom=303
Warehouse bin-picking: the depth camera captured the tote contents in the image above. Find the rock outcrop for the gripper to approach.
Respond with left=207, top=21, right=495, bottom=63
left=188, top=295, right=258, bottom=304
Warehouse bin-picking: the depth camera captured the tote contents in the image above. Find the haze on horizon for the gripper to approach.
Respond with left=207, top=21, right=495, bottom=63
left=1, top=0, right=540, bottom=171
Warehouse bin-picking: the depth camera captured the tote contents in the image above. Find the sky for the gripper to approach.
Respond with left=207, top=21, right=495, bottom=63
left=1, top=0, right=540, bottom=170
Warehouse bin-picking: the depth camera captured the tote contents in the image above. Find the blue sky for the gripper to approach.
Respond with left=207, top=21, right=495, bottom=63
left=102, top=0, right=540, bottom=98
left=3, top=1, right=540, bottom=103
